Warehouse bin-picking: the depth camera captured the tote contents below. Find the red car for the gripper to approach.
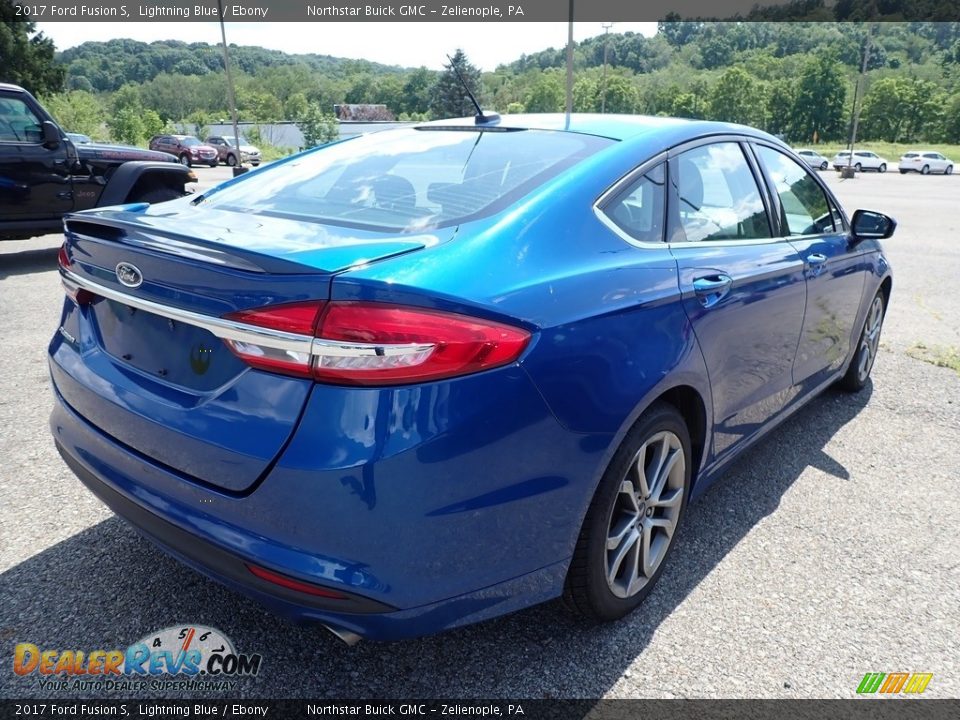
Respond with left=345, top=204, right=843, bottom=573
left=148, top=134, right=219, bottom=167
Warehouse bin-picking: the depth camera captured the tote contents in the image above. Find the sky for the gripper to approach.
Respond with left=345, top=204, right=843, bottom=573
left=35, top=22, right=658, bottom=70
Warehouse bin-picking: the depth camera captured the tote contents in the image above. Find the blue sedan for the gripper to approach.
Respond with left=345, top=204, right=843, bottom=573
left=49, top=114, right=894, bottom=643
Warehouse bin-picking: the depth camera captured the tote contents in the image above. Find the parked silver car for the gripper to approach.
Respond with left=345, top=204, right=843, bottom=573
left=899, top=150, right=954, bottom=175
left=794, top=148, right=829, bottom=170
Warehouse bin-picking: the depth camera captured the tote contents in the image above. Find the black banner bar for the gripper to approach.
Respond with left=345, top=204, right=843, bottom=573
left=11, top=0, right=960, bottom=22
left=1, top=700, right=959, bottom=720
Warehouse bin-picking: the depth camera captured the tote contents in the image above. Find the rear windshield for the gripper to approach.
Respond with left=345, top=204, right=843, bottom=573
left=200, top=128, right=613, bottom=232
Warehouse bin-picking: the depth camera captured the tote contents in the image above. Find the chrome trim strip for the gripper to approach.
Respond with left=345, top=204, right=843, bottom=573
left=312, top=338, right=435, bottom=358
left=61, top=268, right=314, bottom=355
left=61, top=268, right=437, bottom=361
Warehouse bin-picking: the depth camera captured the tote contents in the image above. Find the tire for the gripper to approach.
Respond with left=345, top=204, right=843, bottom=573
left=208, top=161, right=218, bottom=167
left=820, top=161, right=828, bottom=171
left=839, top=292, right=885, bottom=393
left=226, top=153, right=238, bottom=167
left=564, top=402, right=691, bottom=623
left=921, top=164, right=930, bottom=175
left=878, top=163, right=887, bottom=173
left=131, top=186, right=184, bottom=205
left=854, top=163, right=862, bottom=172
left=179, top=154, right=191, bottom=167
left=899, top=169, right=907, bottom=174
left=946, top=165, right=953, bottom=175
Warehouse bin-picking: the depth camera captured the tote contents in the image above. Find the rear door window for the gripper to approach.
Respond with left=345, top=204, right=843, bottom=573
left=600, top=163, right=666, bottom=244
left=669, top=142, right=771, bottom=243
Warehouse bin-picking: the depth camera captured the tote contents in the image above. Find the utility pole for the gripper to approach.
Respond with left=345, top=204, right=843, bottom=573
left=565, top=0, right=574, bottom=121
left=216, top=0, right=242, bottom=166
left=601, top=22, right=614, bottom=114
left=845, top=25, right=874, bottom=176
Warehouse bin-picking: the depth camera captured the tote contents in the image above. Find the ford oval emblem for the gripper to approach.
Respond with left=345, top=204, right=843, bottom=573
left=116, top=262, right=143, bottom=288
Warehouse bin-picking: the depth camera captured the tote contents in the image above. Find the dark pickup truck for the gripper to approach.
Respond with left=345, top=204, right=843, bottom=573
left=1, top=82, right=194, bottom=241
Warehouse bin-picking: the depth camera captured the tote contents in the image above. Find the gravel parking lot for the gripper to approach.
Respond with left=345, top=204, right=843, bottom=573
left=1, top=166, right=958, bottom=700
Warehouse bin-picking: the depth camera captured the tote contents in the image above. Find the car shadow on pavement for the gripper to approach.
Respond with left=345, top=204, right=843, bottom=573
left=0, top=247, right=58, bottom=280
left=0, top=384, right=871, bottom=700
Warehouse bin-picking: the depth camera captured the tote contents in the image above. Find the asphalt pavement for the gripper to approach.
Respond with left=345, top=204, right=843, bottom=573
left=0, top=166, right=957, bottom=700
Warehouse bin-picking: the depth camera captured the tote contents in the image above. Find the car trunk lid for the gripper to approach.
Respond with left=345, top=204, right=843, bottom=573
left=53, top=207, right=446, bottom=492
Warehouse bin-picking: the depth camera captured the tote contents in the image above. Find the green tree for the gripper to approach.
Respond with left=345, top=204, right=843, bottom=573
left=187, top=110, right=210, bottom=140
left=860, top=76, right=943, bottom=142
left=0, top=1, right=65, bottom=94
left=400, top=67, right=436, bottom=116
left=942, top=94, right=960, bottom=143
left=298, top=101, right=339, bottom=148
left=708, top=68, right=762, bottom=125
left=524, top=72, right=564, bottom=113
left=107, top=107, right=146, bottom=145
left=42, top=90, right=105, bottom=138
left=791, top=55, right=846, bottom=142
left=284, top=92, right=309, bottom=123
left=431, top=49, right=482, bottom=119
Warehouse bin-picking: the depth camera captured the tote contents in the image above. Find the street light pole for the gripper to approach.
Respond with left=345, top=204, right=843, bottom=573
left=216, top=0, right=242, bottom=163
left=565, top=0, right=574, bottom=121
left=601, top=22, right=613, bottom=114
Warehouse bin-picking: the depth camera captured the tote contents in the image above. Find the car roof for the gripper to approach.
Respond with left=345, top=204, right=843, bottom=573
left=0, top=83, right=26, bottom=93
left=417, top=113, right=773, bottom=143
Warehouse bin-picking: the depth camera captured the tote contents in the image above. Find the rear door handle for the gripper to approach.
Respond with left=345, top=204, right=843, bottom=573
left=806, top=253, right=828, bottom=277
left=692, top=274, right=732, bottom=308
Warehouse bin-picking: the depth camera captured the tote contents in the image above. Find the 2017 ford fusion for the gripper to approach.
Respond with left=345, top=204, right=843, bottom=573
left=49, top=114, right=894, bottom=643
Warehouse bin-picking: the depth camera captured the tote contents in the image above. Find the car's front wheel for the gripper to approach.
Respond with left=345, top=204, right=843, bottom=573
left=820, top=161, right=828, bottom=170
left=839, top=292, right=885, bottom=393
left=565, top=402, right=691, bottom=623
left=878, top=163, right=887, bottom=173
left=946, top=165, right=953, bottom=175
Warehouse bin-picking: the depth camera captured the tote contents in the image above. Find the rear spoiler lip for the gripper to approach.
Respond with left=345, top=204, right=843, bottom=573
left=63, top=211, right=433, bottom=276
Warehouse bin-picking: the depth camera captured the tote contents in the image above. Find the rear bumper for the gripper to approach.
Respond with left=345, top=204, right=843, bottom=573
left=50, top=351, right=608, bottom=639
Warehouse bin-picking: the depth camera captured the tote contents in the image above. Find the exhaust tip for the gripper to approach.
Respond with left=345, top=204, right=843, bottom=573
left=323, top=624, right=363, bottom=646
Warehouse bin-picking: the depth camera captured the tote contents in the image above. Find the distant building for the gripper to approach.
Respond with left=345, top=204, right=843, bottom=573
left=183, top=119, right=415, bottom=151
left=334, top=104, right=395, bottom=121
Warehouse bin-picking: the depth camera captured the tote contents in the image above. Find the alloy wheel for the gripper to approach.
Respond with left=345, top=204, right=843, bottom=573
left=605, top=431, right=685, bottom=599
left=857, top=296, right=884, bottom=384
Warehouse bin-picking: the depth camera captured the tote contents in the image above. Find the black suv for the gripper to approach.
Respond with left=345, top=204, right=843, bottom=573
left=0, top=83, right=194, bottom=241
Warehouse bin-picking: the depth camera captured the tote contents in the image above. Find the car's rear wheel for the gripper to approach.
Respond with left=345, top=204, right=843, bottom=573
left=179, top=154, right=191, bottom=167
left=878, top=163, right=887, bottom=173
left=899, top=169, right=908, bottom=174
left=921, top=164, right=930, bottom=175
left=564, top=402, right=691, bottom=623
left=839, top=292, right=885, bottom=393
left=854, top=162, right=862, bottom=172
left=946, top=165, right=953, bottom=175
left=226, top=153, right=238, bottom=167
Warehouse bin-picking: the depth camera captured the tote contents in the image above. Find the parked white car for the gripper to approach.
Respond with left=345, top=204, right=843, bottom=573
left=794, top=148, right=829, bottom=170
left=832, top=150, right=889, bottom=173
left=898, top=150, right=954, bottom=175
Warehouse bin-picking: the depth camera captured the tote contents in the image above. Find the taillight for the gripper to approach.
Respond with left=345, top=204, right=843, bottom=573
left=222, top=301, right=324, bottom=378
left=58, top=244, right=95, bottom=305
left=221, top=301, right=530, bottom=385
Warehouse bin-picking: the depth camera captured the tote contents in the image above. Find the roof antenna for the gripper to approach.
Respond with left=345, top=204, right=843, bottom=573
left=446, top=54, right=500, bottom=125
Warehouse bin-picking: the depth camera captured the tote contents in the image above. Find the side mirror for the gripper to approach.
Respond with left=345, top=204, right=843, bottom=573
left=41, top=121, right=62, bottom=149
left=851, top=209, right=896, bottom=241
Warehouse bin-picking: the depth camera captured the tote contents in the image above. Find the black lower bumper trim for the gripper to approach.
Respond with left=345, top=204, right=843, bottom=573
left=56, top=440, right=395, bottom=615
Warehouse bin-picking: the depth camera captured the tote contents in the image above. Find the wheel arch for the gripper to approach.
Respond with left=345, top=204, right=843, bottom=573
left=99, top=162, right=193, bottom=206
